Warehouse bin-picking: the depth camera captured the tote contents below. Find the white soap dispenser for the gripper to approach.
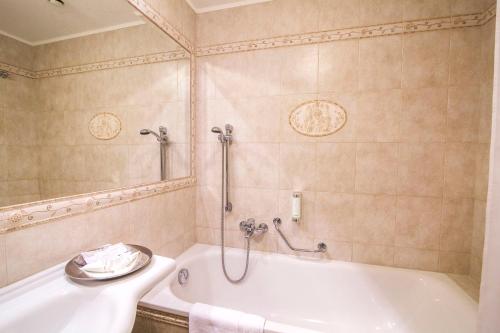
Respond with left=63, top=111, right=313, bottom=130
left=292, top=192, right=302, bottom=222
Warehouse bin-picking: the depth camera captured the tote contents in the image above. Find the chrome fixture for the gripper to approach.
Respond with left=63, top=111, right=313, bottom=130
left=212, top=124, right=233, bottom=212
left=178, top=268, right=189, bottom=285
left=273, top=218, right=327, bottom=253
left=213, top=124, right=268, bottom=283
left=240, top=218, right=268, bottom=239
left=140, top=126, right=168, bottom=180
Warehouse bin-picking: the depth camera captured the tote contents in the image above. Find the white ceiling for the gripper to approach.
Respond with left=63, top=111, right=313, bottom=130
left=186, top=0, right=271, bottom=13
left=0, top=0, right=145, bottom=46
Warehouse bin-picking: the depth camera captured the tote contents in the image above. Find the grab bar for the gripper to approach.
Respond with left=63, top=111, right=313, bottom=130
left=272, top=218, right=327, bottom=253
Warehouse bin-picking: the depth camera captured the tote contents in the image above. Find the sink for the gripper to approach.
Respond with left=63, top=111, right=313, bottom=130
left=0, top=255, right=176, bottom=333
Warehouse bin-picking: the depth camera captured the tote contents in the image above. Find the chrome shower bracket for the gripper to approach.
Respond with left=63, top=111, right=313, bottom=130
left=273, top=218, right=327, bottom=253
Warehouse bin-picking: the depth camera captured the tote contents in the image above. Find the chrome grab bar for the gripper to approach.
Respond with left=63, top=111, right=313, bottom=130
left=273, top=218, right=327, bottom=253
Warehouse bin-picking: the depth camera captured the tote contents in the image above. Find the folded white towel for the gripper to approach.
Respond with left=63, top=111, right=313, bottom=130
left=189, top=303, right=265, bottom=333
left=80, top=243, right=139, bottom=274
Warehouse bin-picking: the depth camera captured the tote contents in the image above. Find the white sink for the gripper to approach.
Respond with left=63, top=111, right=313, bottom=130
left=0, top=255, right=176, bottom=333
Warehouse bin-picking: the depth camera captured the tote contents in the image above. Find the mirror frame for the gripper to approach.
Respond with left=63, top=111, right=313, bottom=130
left=0, top=0, right=196, bottom=233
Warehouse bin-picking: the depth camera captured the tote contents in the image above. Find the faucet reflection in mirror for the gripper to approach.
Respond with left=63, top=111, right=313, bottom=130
left=140, top=126, right=169, bottom=181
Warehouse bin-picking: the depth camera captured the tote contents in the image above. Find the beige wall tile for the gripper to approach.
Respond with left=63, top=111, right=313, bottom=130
left=5, top=215, right=87, bottom=283
left=246, top=49, right=282, bottom=97
left=447, top=86, right=480, bottom=142
left=474, top=143, right=490, bottom=201
left=271, top=0, right=320, bottom=36
left=394, top=247, right=439, bottom=271
left=450, top=0, right=484, bottom=14
left=395, top=196, right=442, bottom=250
left=400, top=87, right=447, bottom=142
left=196, top=186, right=220, bottom=229
left=469, top=254, right=483, bottom=282
left=317, top=240, right=353, bottom=261
left=279, top=143, right=316, bottom=190
left=280, top=45, right=319, bottom=95
left=353, top=243, right=394, bottom=266
left=441, top=197, right=474, bottom=252
left=314, top=192, right=354, bottom=242
left=355, top=143, right=398, bottom=195
left=449, top=28, right=481, bottom=86
left=84, top=204, right=131, bottom=250
left=403, top=0, right=451, bottom=21
left=211, top=53, right=248, bottom=99
left=359, top=35, right=402, bottom=92
left=315, top=143, right=356, bottom=192
left=359, top=0, right=403, bottom=26
left=217, top=98, right=281, bottom=143
left=402, top=31, right=450, bottom=88
left=318, top=40, right=359, bottom=93
left=479, top=83, right=493, bottom=143
left=472, top=199, right=486, bottom=258
left=318, top=0, right=359, bottom=31
left=444, top=143, right=476, bottom=198
left=439, top=251, right=470, bottom=274
left=353, top=194, right=396, bottom=246
left=355, top=89, right=401, bottom=142
left=231, top=143, right=280, bottom=188
left=397, top=143, right=444, bottom=197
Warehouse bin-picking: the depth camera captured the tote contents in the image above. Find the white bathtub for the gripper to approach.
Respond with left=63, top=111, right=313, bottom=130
left=140, top=244, right=477, bottom=333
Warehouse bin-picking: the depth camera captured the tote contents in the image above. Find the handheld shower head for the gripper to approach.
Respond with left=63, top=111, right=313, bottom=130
left=140, top=129, right=151, bottom=135
left=211, top=127, right=222, bottom=134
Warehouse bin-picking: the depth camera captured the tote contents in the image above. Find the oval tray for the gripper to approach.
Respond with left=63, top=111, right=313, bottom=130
left=65, top=244, right=152, bottom=281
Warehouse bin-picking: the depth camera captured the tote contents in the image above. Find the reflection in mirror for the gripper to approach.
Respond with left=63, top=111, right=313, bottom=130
left=0, top=0, right=191, bottom=207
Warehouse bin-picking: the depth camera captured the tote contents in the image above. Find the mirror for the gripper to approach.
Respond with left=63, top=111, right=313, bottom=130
left=0, top=0, right=191, bottom=208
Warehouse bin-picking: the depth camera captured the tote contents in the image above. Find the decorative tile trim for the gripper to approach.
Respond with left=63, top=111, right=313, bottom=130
left=137, top=306, right=189, bottom=328
left=127, top=0, right=194, bottom=53
left=196, top=5, right=496, bottom=57
left=0, top=62, right=36, bottom=79
left=0, top=177, right=196, bottom=234
left=37, top=50, right=189, bottom=78
left=0, top=50, right=189, bottom=79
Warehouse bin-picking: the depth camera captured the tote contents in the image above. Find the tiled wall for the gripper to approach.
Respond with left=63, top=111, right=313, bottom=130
left=0, top=0, right=197, bottom=287
left=470, top=17, right=496, bottom=283
left=195, top=0, right=495, bottom=275
left=0, top=23, right=191, bottom=204
left=0, top=35, right=40, bottom=206
left=0, top=186, right=195, bottom=286
left=34, top=23, right=191, bottom=199
left=478, top=9, right=500, bottom=328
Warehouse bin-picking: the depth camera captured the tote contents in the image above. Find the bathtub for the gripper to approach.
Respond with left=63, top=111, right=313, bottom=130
left=140, top=244, right=477, bottom=333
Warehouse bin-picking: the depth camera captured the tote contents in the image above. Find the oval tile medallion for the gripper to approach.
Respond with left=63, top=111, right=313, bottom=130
left=289, top=100, right=347, bottom=137
left=88, top=112, right=121, bottom=140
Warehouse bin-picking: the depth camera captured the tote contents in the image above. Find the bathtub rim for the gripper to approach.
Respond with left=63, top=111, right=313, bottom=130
left=139, top=243, right=478, bottom=333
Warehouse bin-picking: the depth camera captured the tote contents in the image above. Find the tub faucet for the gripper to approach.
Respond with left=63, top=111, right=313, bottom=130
left=239, top=218, right=268, bottom=239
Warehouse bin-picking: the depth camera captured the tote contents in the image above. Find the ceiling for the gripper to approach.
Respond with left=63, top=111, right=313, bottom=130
left=0, top=0, right=145, bottom=46
left=186, top=0, right=271, bottom=13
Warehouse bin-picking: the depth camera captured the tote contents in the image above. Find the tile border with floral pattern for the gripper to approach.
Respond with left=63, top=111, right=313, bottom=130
left=196, top=3, right=496, bottom=57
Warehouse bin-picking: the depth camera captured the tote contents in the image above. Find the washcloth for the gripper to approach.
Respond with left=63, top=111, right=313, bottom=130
left=189, top=303, right=265, bottom=333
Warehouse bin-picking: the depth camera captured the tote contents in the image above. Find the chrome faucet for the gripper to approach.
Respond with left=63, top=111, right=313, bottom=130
left=239, top=218, right=268, bottom=239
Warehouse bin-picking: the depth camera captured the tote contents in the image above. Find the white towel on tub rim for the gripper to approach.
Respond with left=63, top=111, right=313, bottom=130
left=189, top=303, right=265, bottom=333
